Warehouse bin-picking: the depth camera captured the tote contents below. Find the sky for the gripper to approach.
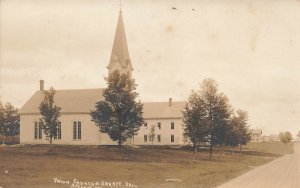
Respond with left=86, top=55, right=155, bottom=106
left=1, top=0, right=300, bottom=137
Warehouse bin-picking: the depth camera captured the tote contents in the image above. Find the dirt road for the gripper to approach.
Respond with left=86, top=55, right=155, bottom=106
left=217, top=143, right=300, bottom=188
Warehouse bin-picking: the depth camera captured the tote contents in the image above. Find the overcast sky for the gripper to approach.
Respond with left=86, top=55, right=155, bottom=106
left=1, top=0, right=300, bottom=136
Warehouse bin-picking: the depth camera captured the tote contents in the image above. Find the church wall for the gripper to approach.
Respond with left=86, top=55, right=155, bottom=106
left=20, top=115, right=185, bottom=146
left=20, top=114, right=101, bottom=145
left=20, top=115, right=48, bottom=144
left=20, top=114, right=121, bottom=145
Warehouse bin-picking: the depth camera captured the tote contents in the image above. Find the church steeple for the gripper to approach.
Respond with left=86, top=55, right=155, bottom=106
left=107, top=10, right=133, bottom=78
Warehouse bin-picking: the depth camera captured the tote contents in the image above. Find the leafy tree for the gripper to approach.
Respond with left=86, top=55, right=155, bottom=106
left=91, top=70, right=144, bottom=147
left=183, top=79, right=232, bottom=160
left=235, top=110, right=251, bottom=151
left=3, top=103, right=20, bottom=144
left=39, top=87, right=61, bottom=150
left=226, top=110, right=251, bottom=154
left=183, top=91, right=209, bottom=159
left=0, top=103, right=20, bottom=145
left=200, top=79, right=232, bottom=160
left=278, top=131, right=292, bottom=143
left=225, top=119, right=239, bottom=154
left=148, top=125, right=156, bottom=149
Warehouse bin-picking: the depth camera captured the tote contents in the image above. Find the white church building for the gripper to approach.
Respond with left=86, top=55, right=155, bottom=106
left=19, top=11, right=186, bottom=146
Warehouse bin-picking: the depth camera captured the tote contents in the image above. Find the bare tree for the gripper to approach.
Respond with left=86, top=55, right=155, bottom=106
left=148, top=125, right=156, bottom=150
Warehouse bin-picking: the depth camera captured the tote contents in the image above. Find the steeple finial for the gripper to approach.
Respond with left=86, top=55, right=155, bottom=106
left=119, top=0, right=122, bottom=11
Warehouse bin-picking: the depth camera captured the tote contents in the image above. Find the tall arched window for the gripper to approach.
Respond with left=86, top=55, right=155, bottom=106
left=73, top=121, right=81, bottom=140
left=34, top=121, right=42, bottom=139
left=54, top=122, right=61, bottom=140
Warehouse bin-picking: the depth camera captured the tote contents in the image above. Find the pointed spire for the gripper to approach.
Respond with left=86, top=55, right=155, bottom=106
left=107, top=10, right=133, bottom=75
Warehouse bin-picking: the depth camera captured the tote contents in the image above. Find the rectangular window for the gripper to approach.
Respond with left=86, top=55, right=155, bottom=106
left=157, top=135, right=161, bottom=142
left=144, top=135, right=147, bottom=142
left=55, top=122, right=62, bottom=140
left=157, top=122, right=161, bottom=129
left=144, top=123, right=148, bottom=127
left=58, top=123, right=61, bottom=139
left=73, top=121, right=81, bottom=140
left=34, top=122, right=38, bottom=139
left=78, top=122, right=81, bottom=140
left=171, top=135, right=174, bottom=142
left=171, top=122, right=174, bottom=129
left=73, top=122, right=77, bottom=140
left=38, top=123, right=42, bottom=139
left=34, top=122, right=42, bottom=139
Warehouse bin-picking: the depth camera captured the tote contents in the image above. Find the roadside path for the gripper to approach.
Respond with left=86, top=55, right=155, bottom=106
left=216, top=143, right=300, bottom=188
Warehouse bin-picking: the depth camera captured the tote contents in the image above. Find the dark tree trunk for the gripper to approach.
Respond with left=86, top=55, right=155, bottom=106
left=232, top=146, right=235, bottom=155
left=118, top=136, right=122, bottom=154
left=49, top=136, right=53, bottom=153
left=209, top=142, right=213, bottom=160
left=193, top=143, right=197, bottom=162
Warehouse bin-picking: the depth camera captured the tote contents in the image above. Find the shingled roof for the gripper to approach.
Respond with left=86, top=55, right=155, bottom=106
left=19, top=89, right=185, bottom=119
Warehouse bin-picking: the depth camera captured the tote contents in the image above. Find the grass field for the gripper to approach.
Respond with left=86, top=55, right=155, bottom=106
left=0, top=142, right=294, bottom=188
left=244, top=142, right=294, bottom=155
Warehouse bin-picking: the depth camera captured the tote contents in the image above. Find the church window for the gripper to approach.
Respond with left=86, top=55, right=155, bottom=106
left=73, top=121, right=81, bottom=140
left=34, top=122, right=42, bottom=139
left=144, top=123, right=148, bottom=128
left=54, top=122, right=61, bottom=140
left=171, top=122, right=174, bottom=129
left=144, top=135, right=147, bottom=142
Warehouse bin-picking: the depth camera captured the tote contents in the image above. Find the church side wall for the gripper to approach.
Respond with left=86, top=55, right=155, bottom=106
left=20, top=115, right=184, bottom=146
left=20, top=114, right=108, bottom=145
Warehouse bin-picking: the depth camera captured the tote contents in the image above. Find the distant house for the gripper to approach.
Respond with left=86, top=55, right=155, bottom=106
left=19, top=10, right=186, bottom=146
left=262, top=134, right=279, bottom=142
left=250, top=129, right=262, bottom=142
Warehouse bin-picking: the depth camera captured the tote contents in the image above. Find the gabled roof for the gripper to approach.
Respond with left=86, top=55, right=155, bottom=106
left=107, top=11, right=133, bottom=71
left=19, top=89, right=104, bottom=115
left=143, top=102, right=185, bottom=119
left=19, top=89, right=185, bottom=119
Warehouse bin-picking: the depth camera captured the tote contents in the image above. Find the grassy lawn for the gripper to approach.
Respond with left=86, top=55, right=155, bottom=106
left=0, top=142, right=294, bottom=188
left=244, top=142, right=294, bottom=156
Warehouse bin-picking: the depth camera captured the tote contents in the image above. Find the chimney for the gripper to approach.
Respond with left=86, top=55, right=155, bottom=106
left=169, top=98, right=172, bottom=107
left=39, top=80, right=44, bottom=91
